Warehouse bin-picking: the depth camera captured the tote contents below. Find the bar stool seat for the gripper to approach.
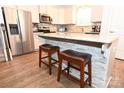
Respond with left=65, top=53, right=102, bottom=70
left=41, top=44, right=60, bottom=50
left=57, top=49, right=92, bottom=88
left=61, top=49, right=91, bottom=62
left=39, top=44, right=60, bottom=75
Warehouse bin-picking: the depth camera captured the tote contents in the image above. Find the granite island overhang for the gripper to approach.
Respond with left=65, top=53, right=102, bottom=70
left=36, top=32, right=118, bottom=88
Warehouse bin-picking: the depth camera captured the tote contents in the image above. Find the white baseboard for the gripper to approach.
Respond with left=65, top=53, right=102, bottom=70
left=105, top=76, right=112, bottom=88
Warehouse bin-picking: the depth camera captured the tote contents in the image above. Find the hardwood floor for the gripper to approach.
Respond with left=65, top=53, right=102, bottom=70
left=0, top=52, right=124, bottom=88
left=109, top=59, right=124, bottom=88
left=0, top=52, right=79, bottom=88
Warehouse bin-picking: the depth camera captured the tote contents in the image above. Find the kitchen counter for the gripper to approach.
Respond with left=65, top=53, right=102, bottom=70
left=37, top=32, right=118, bottom=44
left=37, top=32, right=118, bottom=88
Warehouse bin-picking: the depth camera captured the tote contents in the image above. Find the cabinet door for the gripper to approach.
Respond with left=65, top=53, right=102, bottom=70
left=30, top=6, right=39, bottom=23
left=51, top=7, right=59, bottom=24
left=47, top=6, right=60, bottom=24
left=39, top=5, right=61, bottom=24
left=40, top=5, right=47, bottom=14
left=53, top=5, right=76, bottom=24
left=58, top=7, right=64, bottom=24
left=50, top=6, right=64, bottom=24
left=33, top=34, right=45, bottom=50
left=64, top=5, right=76, bottom=24
left=91, top=6, right=103, bottom=22
left=39, top=5, right=76, bottom=24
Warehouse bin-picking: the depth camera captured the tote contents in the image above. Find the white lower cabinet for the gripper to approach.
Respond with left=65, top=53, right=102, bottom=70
left=33, top=34, right=45, bottom=50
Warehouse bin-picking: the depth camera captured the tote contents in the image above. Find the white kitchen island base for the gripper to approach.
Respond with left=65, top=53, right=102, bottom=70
left=38, top=32, right=118, bottom=88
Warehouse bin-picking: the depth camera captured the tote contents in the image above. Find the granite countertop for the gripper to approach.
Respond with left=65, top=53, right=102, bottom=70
left=35, top=32, right=118, bottom=44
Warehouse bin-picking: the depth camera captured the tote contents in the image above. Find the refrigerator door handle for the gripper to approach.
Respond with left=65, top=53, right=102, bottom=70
left=17, top=14, right=22, bottom=39
left=17, top=10, right=23, bottom=42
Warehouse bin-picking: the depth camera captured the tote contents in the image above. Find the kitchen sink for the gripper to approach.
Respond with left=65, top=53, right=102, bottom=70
left=84, top=32, right=100, bottom=34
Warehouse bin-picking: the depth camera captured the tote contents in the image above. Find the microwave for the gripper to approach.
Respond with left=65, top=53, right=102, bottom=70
left=39, top=13, right=52, bottom=23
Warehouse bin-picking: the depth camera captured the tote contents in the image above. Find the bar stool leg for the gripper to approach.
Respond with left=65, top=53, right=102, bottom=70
left=48, top=51, right=52, bottom=75
left=57, top=49, right=60, bottom=63
left=88, top=60, right=92, bottom=86
left=67, top=62, right=70, bottom=75
left=39, top=47, right=42, bottom=67
left=57, top=58, right=62, bottom=82
left=80, top=63, right=84, bottom=88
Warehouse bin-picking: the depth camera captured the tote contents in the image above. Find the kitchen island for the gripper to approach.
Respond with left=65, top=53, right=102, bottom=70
left=37, top=32, right=118, bottom=88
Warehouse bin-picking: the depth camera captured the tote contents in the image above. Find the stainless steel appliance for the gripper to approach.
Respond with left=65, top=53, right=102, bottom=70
left=0, top=7, right=34, bottom=61
left=39, top=13, right=52, bottom=23
left=92, top=25, right=101, bottom=32
left=85, top=23, right=101, bottom=34
left=58, top=25, right=68, bottom=32
left=37, top=23, right=51, bottom=33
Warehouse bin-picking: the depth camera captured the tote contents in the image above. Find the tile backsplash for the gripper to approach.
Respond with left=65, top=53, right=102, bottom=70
left=66, top=25, right=92, bottom=32
left=53, top=24, right=92, bottom=32
left=33, top=22, right=93, bottom=33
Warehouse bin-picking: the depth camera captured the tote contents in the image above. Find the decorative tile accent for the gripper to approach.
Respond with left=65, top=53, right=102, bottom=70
left=45, top=39, right=114, bottom=88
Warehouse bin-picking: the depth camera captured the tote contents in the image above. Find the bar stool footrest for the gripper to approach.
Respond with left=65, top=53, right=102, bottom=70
left=62, top=71, right=89, bottom=85
left=41, top=57, right=58, bottom=66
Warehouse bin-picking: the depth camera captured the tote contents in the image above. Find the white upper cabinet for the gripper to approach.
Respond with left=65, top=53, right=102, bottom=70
left=64, top=5, right=76, bottom=24
left=39, top=5, right=76, bottom=24
left=56, top=5, right=76, bottom=24
left=17, top=6, right=39, bottom=23
left=75, top=5, right=103, bottom=26
left=55, top=6, right=65, bottom=24
left=49, top=6, right=59, bottom=24
left=76, top=7, right=92, bottom=26
left=40, top=6, right=61, bottom=24
left=91, top=6, right=103, bottom=22
left=39, top=5, right=48, bottom=14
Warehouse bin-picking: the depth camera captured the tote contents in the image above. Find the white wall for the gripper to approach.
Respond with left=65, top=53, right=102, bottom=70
left=100, top=6, right=124, bottom=59
left=0, top=6, right=4, bottom=24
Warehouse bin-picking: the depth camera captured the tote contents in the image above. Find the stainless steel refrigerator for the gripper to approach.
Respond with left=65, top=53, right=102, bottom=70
left=0, top=7, right=34, bottom=61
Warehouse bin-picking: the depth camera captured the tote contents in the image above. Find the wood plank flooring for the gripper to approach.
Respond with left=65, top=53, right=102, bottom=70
left=0, top=52, right=124, bottom=88
left=0, top=52, right=79, bottom=88
left=109, top=59, right=124, bottom=88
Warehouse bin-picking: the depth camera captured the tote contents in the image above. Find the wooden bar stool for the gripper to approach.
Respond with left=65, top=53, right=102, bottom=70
left=57, top=49, right=92, bottom=88
left=39, top=44, right=60, bottom=75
